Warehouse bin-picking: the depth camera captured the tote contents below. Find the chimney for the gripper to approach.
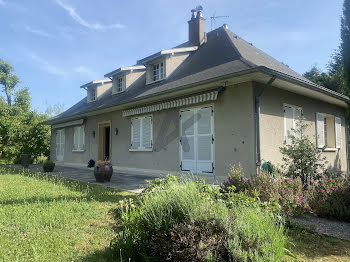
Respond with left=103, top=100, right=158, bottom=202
left=188, top=6, right=206, bottom=46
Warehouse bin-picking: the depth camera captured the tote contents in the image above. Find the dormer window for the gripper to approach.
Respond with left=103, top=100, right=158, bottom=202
left=152, top=62, right=164, bottom=82
left=87, top=87, right=96, bottom=102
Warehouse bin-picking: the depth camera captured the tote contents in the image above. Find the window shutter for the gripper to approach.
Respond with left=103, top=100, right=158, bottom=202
left=284, top=106, right=294, bottom=145
left=293, top=108, right=302, bottom=138
left=142, top=117, right=152, bottom=148
left=131, top=118, right=141, bottom=149
left=316, top=112, right=325, bottom=148
left=79, top=127, right=85, bottom=150
left=335, top=116, right=342, bottom=149
left=73, top=127, right=78, bottom=150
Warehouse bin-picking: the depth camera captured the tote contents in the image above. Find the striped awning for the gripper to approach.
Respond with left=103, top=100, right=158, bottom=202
left=122, top=90, right=218, bottom=117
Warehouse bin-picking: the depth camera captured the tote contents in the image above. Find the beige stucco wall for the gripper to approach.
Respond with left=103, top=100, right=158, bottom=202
left=50, top=82, right=256, bottom=182
left=258, top=84, right=348, bottom=172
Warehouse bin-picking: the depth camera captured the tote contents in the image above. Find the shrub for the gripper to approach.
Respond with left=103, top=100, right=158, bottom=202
left=280, top=119, right=326, bottom=185
left=111, top=176, right=287, bottom=262
left=309, top=175, right=350, bottom=221
left=221, top=165, right=251, bottom=194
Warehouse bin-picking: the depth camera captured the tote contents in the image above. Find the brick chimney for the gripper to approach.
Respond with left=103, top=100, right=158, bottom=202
left=188, top=6, right=206, bottom=46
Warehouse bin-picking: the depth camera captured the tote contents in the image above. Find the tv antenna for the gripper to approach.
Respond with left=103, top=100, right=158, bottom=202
left=210, top=12, right=230, bottom=31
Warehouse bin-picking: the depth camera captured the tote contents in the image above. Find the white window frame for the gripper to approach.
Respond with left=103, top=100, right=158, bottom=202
left=130, top=115, right=153, bottom=151
left=73, top=125, right=85, bottom=151
left=316, top=112, right=341, bottom=150
left=113, top=75, right=125, bottom=94
left=283, top=103, right=302, bottom=145
left=152, top=61, right=165, bottom=82
left=87, top=87, right=96, bottom=102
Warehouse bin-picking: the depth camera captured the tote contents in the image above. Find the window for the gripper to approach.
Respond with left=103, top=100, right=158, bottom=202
left=87, top=87, right=96, bottom=102
left=73, top=126, right=85, bottom=151
left=131, top=116, right=152, bottom=150
left=284, top=104, right=302, bottom=145
left=152, top=62, right=164, bottom=82
left=316, top=113, right=341, bottom=149
left=113, top=76, right=125, bottom=93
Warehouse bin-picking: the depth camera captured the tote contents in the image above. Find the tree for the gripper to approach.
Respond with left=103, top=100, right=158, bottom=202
left=45, top=102, right=65, bottom=117
left=303, top=66, right=333, bottom=90
left=341, top=0, right=350, bottom=95
left=280, top=118, right=327, bottom=185
left=0, top=59, right=19, bottom=105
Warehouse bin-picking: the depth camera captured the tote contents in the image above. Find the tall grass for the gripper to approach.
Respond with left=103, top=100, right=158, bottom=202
left=111, top=175, right=287, bottom=261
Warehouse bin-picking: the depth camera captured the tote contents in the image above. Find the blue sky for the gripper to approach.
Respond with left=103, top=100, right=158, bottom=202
left=0, top=0, right=344, bottom=112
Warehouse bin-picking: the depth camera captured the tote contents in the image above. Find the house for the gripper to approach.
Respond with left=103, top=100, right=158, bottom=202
left=44, top=8, right=349, bottom=182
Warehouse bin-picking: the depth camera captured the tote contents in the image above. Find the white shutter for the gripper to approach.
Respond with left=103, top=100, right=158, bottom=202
left=284, top=106, right=294, bottom=145
left=316, top=112, right=325, bottom=148
left=131, top=118, right=141, bottom=149
left=335, top=116, right=342, bottom=149
left=181, top=110, right=196, bottom=172
left=79, top=126, right=85, bottom=150
left=142, top=117, right=152, bottom=148
left=294, top=108, right=302, bottom=138
left=196, top=107, right=213, bottom=173
left=73, top=127, right=78, bottom=150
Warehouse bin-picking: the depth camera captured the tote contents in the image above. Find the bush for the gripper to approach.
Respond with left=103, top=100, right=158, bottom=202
left=111, top=175, right=287, bottom=262
left=280, top=119, right=326, bottom=185
left=221, top=165, right=251, bottom=194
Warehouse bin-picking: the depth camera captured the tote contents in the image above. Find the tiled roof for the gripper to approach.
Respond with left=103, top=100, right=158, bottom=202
left=46, top=26, right=346, bottom=124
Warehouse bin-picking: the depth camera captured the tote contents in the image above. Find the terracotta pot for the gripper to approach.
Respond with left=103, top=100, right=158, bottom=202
left=94, top=166, right=105, bottom=182
left=94, top=165, right=113, bottom=182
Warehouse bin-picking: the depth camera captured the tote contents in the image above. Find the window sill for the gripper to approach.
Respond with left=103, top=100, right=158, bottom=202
left=146, top=78, right=165, bottom=85
left=323, top=148, right=338, bottom=152
left=112, top=90, right=125, bottom=95
left=129, top=148, right=153, bottom=152
left=72, top=150, right=85, bottom=153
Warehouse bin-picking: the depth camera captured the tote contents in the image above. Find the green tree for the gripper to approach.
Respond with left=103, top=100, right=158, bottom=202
left=341, top=0, right=350, bottom=94
left=280, top=118, right=326, bottom=185
left=0, top=59, right=19, bottom=105
left=303, top=66, right=333, bottom=90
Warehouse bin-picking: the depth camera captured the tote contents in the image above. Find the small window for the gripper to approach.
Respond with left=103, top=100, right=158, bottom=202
left=316, top=113, right=341, bottom=149
left=87, top=87, right=96, bottom=102
left=152, top=62, right=164, bottom=82
left=73, top=126, right=85, bottom=151
left=284, top=104, right=302, bottom=145
left=113, top=76, right=125, bottom=93
left=131, top=116, right=152, bottom=150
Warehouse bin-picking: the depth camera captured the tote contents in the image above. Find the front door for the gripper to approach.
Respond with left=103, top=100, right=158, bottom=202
left=56, top=129, right=65, bottom=161
left=180, top=106, right=213, bottom=174
left=98, top=123, right=111, bottom=161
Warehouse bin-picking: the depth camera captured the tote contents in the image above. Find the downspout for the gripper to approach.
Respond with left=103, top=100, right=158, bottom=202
left=255, top=77, right=276, bottom=171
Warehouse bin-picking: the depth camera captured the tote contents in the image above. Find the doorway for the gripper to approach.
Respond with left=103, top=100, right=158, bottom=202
left=98, top=122, right=111, bottom=161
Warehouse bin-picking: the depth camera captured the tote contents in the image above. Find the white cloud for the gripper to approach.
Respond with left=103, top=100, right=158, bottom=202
left=29, top=53, right=66, bottom=76
left=0, top=0, right=5, bottom=6
left=73, top=66, right=99, bottom=79
left=25, top=25, right=54, bottom=38
left=55, top=0, right=125, bottom=31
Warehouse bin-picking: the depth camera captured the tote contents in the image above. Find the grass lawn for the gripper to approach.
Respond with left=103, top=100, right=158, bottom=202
left=0, top=167, right=134, bottom=262
left=1, top=167, right=350, bottom=261
left=286, top=226, right=350, bottom=262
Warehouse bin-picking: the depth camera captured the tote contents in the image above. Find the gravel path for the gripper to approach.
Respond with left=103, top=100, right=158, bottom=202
left=290, top=214, right=350, bottom=241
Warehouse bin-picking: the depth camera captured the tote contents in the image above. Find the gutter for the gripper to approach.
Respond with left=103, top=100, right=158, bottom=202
left=255, top=76, right=276, bottom=169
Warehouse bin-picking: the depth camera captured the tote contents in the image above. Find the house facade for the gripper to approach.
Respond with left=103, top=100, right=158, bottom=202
left=45, top=8, right=349, bottom=182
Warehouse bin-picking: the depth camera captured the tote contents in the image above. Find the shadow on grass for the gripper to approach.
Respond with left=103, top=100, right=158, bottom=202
left=287, top=225, right=350, bottom=261
left=80, top=247, right=116, bottom=262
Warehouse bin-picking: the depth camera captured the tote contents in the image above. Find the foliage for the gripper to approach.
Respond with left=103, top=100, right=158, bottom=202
left=279, top=119, right=326, bottom=185
left=0, top=87, right=51, bottom=162
left=111, top=175, right=287, bottom=262
left=0, top=59, right=19, bottom=105
left=221, top=165, right=251, bottom=194
left=341, top=0, right=350, bottom=94
left=43, top=159, right=55, bottom=167
left=0, top=166, right=135, bottom=262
